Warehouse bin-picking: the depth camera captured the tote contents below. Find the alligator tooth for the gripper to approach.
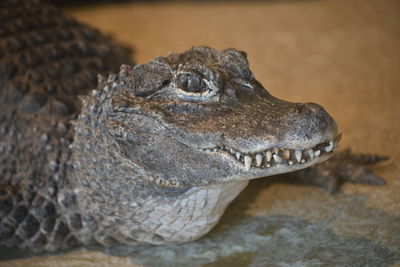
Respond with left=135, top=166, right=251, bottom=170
left=288, top=160, right=294, bottom=165
left=266, top=164, right=271, bottom=168
left=301, top=159, right=306, bottom=163
left=274, top=147, right=280, bottom=154
left=266, top=151, right=272, bottom=162
left=255, top=154, right=263, bottom=166
left=108, top=74, right=117, bottom=83
left=314, top=150, right=321, bottom=157
left=295, top=150, right=302, bottom=162
left=325, top=141, right=334, bottom=152
left=229, top=147, right=235, bottom=154
left=283, top=149, right=290, bottom=159
left=236, top=152, right=241, bottom=160
left=205, top=149, right=212, bottom=152
left=306, top=149, right=314, bottom=159
left=273, top=154, right=282, bottom=163
left=333, top=143, right=338, bottom=151
left=244, top=155, right=252, bottom=171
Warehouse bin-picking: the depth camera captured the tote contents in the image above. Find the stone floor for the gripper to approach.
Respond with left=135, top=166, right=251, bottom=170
left=2, top=0, right=400, bottom=266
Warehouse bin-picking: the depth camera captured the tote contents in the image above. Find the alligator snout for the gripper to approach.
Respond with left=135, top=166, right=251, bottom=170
left=279, top=102, right=338, bottom=150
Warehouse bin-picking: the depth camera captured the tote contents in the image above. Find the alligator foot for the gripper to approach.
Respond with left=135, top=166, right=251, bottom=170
left=294, top=148, right=388, bottom=193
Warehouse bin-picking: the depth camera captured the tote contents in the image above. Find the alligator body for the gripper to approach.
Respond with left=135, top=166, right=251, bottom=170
left=0, top=0, right=132, bottom=250
left=0, top=0, right=385, bottom=252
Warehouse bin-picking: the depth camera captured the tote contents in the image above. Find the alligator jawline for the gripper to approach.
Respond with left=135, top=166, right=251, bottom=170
left=201, top=138, right=339, bottom=171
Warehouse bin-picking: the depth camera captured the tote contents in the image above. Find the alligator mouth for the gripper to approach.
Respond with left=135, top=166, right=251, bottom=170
left=201, top=135, right=341, bottom=171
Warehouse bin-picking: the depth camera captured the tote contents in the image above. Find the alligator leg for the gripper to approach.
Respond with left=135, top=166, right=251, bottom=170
left=293, top=148, right=388, bottom=193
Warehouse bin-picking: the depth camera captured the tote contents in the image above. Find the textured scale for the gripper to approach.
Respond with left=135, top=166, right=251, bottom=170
left=0, top=0, right=131, bottom=251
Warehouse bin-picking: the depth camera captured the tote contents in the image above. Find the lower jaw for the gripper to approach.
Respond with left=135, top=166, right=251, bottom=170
left=242, top=152, right=334, bottom=180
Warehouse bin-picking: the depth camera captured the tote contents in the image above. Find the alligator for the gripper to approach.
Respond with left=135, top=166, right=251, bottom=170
left=0, top=0, right=386, bottom=252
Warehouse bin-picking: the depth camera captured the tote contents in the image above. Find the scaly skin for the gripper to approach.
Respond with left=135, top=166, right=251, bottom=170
left=0, top=0, right=132, bottom=250
left=0, top=0, right=385, bottom=252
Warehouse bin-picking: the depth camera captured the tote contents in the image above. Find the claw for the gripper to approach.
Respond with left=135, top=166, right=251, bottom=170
left=339, top=148, right=389, bottom=165
left=350, top=154, right=389, bottom=165
left=361, top=172, right=386, bottom=185
left=342, top=167, right=386, bottom=185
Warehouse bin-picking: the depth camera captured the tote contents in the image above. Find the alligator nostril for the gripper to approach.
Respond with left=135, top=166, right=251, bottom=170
left=304, top=102, right=323, bottom=112
left=295, top=103, right=322, bottom=116
left=295, top=104, right=312, bottom=115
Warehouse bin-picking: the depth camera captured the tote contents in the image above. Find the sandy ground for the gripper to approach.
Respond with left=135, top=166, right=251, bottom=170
left=3, top=0, right=400, bottom=266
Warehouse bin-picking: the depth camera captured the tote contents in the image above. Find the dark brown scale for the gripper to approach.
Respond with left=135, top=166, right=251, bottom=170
left=69, top=213, right=83, bottom=230
left=0, top=223, right=15, bottom=240
left=52, top=221, right=70, bottom=244
left=43, top=217, right=56, bottom=233
left=0, top=198, right=13, bottom=218
left=0, top=61, right=18, bottom=84
left=31, top=233, right=47, bottom=247
left=0, top=0, right=132, bottom=251
left=66, top=235, right=79, bottom=248
left=5, top=37, right=26, bottom=53
left=19, top=91, right=48, bottom=113
left=29, top=31, right=47, bottom=45
left=10, top=205, right=28, bottom=225
left=18, top=214, right=40, bottom=239
left=41, top=202, right=56, bottom=217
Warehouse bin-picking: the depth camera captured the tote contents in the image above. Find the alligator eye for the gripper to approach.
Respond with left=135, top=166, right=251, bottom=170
left=174, top=69, right=220, bottom=101
left=176, top=73, right=207, bottom=93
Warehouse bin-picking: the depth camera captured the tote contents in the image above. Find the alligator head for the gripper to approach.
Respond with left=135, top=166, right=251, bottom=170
left=95, top=46, right=339, bottom=187
left=69, top=47, right=339, bottom=245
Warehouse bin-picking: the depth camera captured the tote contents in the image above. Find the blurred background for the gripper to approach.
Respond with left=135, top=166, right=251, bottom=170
left=4, top=0, right=400, bottom=266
